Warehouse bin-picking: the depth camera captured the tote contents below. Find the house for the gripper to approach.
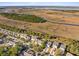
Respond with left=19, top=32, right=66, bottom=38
left=46, top=42, right=52, bottom=48
left=35, top=52, right=42, bottom=56
left=31, top=36, right=42, bottom=46
left=43, top=42, right=52, bottom=53
left=59, top=43, right=66, bottom=51
left=12, top=32, right=20, bottom=37
left=49, top=41, right=59, bottom=55
left=31, top=36, right=38, bottom=41
left=4, top=31, right=9, bottom=35
left=50, top=43, right=66, bottom=56
left=43, top=47, right=51, bottom=54
left=52, top=41, right=59, bottom=48
left=7, top=36, right=18, bottom=43
left=0, top=38, right=4, bottom=44
left=23, top=51, right=33, bottom=56
left=13, top=33, right=19, bottom=38
left=20, top=34, right=31, bottom=41
left=25, top=49, right=35, bottom=56
left=41, top=51, right=50, bottom=56
left=20, top=34, right=26, bottom=38
left=59, top=43, right=66, bottom=55
left=11, top=38, right=18, bottom=43
left=36, top=39, right=42, bottom=46
left=25, top=35, right=31, bottom=41
left=7, top=41, right=16, bottom=47
left=16, top=33, right=20, bottom=37
left=10, top=36, right=17, bottom=40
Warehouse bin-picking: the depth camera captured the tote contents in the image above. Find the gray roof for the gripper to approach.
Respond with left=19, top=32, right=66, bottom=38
left=0, top=39, right=3, bottom=41
left=46, top=42, right=52, bottom=47
left=53, top=41, right=59, bottom=46
left=60, top=43, right=66, bottom=49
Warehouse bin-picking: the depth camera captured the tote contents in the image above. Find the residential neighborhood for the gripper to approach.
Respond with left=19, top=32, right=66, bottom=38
left=0, top=27, right=74, bottom=56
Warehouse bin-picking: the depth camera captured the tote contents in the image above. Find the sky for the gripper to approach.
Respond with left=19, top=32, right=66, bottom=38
left=0, top=2, right=79, bottom=6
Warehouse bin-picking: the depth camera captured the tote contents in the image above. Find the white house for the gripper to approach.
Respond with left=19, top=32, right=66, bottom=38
left=52, top=41, right=59, bottom=48
left=50, top=41, right=59, bottom=55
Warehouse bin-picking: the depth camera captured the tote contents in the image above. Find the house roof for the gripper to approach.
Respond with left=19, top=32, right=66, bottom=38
left=46, top=42, right=52, bottom=47
left=60, top=43, right=66, bottom=49
left=32, top=36, right=38, bottom=39
left=52, top=41, right=59, bottom=46
left=0, top=39, right=3, bottom=41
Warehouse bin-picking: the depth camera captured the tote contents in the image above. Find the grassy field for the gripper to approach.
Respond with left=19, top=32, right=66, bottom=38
left=0, top=13, right=47, bottom=23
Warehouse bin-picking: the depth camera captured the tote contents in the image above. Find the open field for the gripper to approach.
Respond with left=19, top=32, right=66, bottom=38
left=0, top=8, right=79, bottom=40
